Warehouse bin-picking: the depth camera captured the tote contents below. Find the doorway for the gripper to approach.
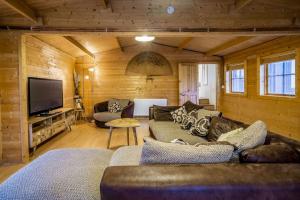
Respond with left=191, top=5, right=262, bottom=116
left=198, top=64, right=218, bottom=110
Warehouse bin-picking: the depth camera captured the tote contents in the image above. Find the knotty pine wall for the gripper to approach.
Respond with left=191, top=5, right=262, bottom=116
left=76, top=44, right=220, bottom=116
left=0, top=34, right=76, bottom=163
left=0, top=32, right=23, bottom=162
left=25, top=36, right=75, bottom=108
left=220, top=36, right=300, bottom=140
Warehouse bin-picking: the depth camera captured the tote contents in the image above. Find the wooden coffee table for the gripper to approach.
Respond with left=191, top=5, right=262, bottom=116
left=105, top=118, right=140, bottom=149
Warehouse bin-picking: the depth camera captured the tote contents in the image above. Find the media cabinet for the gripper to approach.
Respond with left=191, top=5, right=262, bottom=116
left=28, top=108, right=75, bottom=152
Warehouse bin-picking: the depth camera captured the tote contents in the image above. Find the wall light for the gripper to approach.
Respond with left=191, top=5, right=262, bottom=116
left=135, top=35, right=155, bottom=42
left=84, top=75, right=90, bottom=80
left=88, top=67, right=95, bottom=72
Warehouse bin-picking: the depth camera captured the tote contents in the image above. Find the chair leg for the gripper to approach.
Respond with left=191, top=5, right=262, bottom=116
left=107, top=127, right=113, bottom=149
left=132, top=127, right=138, bottom=145
left=127, top=128, right=130, bottom=145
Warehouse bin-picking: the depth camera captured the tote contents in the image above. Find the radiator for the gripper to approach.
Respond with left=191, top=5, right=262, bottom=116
left=133, top=99, right=168, bottom=116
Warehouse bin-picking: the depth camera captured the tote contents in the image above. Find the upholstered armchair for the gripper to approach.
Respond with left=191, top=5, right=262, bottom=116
left=93, top=100, right=134, bottom=128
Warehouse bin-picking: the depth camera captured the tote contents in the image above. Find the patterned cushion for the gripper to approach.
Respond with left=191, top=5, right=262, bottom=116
left=189, top=117, right=210, bottom=137
left=108, top=102, right=121, bottom=113
left=140, top=137, right=234, bottom=164
left=108, top=98, right=129, bottom=110
left=218, top=120, right=267, bottom=153
left=170, top=106, right=187, bottom=124
left=180, top=110, right=198, bottom=130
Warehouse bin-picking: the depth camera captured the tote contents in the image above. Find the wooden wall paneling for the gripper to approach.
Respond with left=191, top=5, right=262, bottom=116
left=19, top=35, right=29, bottom=162
left=25, top=36, right=76, bottom=109
left=75, top=44, right=221, bottom=116
left=220, top=36, right=300, bottom=141
left=0, top=97, right=2, bottom=163
left=0, top=32, right=22, bottom=162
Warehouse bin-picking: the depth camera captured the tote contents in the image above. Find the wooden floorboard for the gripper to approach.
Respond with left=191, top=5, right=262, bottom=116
left=0, top=119, right=150, bottom=183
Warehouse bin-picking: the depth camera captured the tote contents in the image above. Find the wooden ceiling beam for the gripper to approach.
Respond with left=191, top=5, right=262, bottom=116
left=1, top=0, right=39, bottom=23
left=205, top=36, right=255, bottom=56
left=234, top=0, right=254, bottom=11
left=63, top=36, right=95, bottom=59
left=176, top=37, right=194, bottom=52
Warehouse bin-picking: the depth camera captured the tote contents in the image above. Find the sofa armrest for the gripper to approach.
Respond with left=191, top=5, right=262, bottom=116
left=149, top=106, right=154, bottom=120
left=121, top=101, right=134, bottom=118
left=100, top=164, right=300, bottom=200
left=94, top=101, right=108, bottom=113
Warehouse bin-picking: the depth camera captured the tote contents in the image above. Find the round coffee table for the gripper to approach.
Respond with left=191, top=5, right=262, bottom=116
left=105, top=118, right=140, bottom=149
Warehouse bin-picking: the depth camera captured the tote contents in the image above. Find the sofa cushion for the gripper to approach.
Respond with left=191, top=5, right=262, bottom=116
left=196, top=109, right=221, bottom=119
left=207, top=117, right=243, bottom=141
left=149, top=120, right=208, bottom=145
left=153, top=105, right=178, bottom=121
left=217, top=128, right=244, bottom=141
left=182, top=100, right=203, bottom=113
left=0, top=148, right=113, bottom=200
left=218, top=120, right=267, bottom=153
left=108, top=98, right=129, bottom=110
left=170, top=106, right=187, bottom=124
left=180, top=110, right=198, bottom=130
left=93, top=112, right=121, bottom=122
left=108, top=102, right=121, bottom=113
left=140, top=137, right=234, bottom=164
left=109, top=146, right=143, bottom=166
left=189, top=117, right=210, bottom=137
left=240, top=143, right=300, bottom=163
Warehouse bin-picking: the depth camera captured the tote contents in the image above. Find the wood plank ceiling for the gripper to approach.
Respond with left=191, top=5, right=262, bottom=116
left=0, top=0, right=299, bottom=31
left=33, top=34, right=278, bottom=57
left=0, top=0, right=297, bottom=57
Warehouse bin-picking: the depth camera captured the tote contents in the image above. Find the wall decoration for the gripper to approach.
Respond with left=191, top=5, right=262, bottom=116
left=126, top=51, right=173, bottom=76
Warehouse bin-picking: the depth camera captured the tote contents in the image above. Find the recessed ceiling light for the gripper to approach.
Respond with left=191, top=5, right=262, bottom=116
left=135, top=35, right=155, bottom=42
left=166, top=5, right=175, bottom=14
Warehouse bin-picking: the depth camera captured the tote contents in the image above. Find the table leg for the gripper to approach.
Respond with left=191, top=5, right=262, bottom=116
left=107, top=127, right=113, bottom=149
left=132, top=127, right=138, bottom=145
left=127, top=127, right=130, bottom=145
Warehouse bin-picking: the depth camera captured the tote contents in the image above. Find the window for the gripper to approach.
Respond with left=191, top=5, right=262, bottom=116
left=225, top=63, right=245, bottom=94
left=260, top=55, right=296, bottom=96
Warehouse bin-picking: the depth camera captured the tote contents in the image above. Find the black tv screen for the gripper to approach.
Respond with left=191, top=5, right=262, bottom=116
left=28, top=77, right=63, bottom=116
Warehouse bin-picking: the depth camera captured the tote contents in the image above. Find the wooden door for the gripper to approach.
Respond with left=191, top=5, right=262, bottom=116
left=178, top=63, right=199, bottom=105
left=0, top=97, right=2, bottom=163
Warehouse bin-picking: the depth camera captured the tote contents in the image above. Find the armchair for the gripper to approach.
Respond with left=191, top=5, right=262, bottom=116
left=93, top=100, right=134, bottom=128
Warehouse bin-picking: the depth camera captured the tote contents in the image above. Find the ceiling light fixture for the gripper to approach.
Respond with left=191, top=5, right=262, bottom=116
left=166, top=5, right=175, bottom=14
left=135, top=35, right=155, bottom=42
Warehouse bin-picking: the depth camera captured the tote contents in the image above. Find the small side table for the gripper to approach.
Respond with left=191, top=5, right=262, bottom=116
left=105, top=118, right=140, bottom=149
left=74, top=109, right=85, bottom=123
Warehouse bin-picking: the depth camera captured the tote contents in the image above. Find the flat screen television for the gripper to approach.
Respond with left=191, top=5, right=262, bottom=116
left=28, top=77, right=63, bottom=116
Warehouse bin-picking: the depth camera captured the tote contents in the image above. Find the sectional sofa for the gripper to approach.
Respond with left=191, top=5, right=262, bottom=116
left=0, top=106, right=300, bottom=200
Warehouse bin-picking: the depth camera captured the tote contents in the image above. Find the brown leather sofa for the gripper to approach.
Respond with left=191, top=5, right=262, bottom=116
left=100, top=106, right=300, bottom=200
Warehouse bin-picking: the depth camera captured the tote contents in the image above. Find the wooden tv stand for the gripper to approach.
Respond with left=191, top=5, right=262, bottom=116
left=28, top=108, right=75, bottom=152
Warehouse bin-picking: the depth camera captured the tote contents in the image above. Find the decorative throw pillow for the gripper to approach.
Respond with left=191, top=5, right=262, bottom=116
left=189, top=117, right=210, bottom=137
left=218, top=120, right=267, bottom=153
left=182, top=101, right=203, bottom=113
left=108, top=98, right=129, bottom=110
left=217, top=128, right=244, bottom=142
left=180, top=110, right=198, bottom=130
left=140, top=137, right=234, bottom=164
left=207, top=117, right=243, bottom=141
left=170, top=106, right=187, bottom=124
left=108, top=102, right=121, bottom=113
left=196, top=109, right=221, bottom=119
left=153, top=105, right=179, bottom=121
left=240, top=143, right=300, bottom=163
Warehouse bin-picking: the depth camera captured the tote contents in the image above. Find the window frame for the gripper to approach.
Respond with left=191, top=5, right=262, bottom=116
left=224, top=61, right=247, bottom=96
left=260, top=57, right=296, bottom=97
